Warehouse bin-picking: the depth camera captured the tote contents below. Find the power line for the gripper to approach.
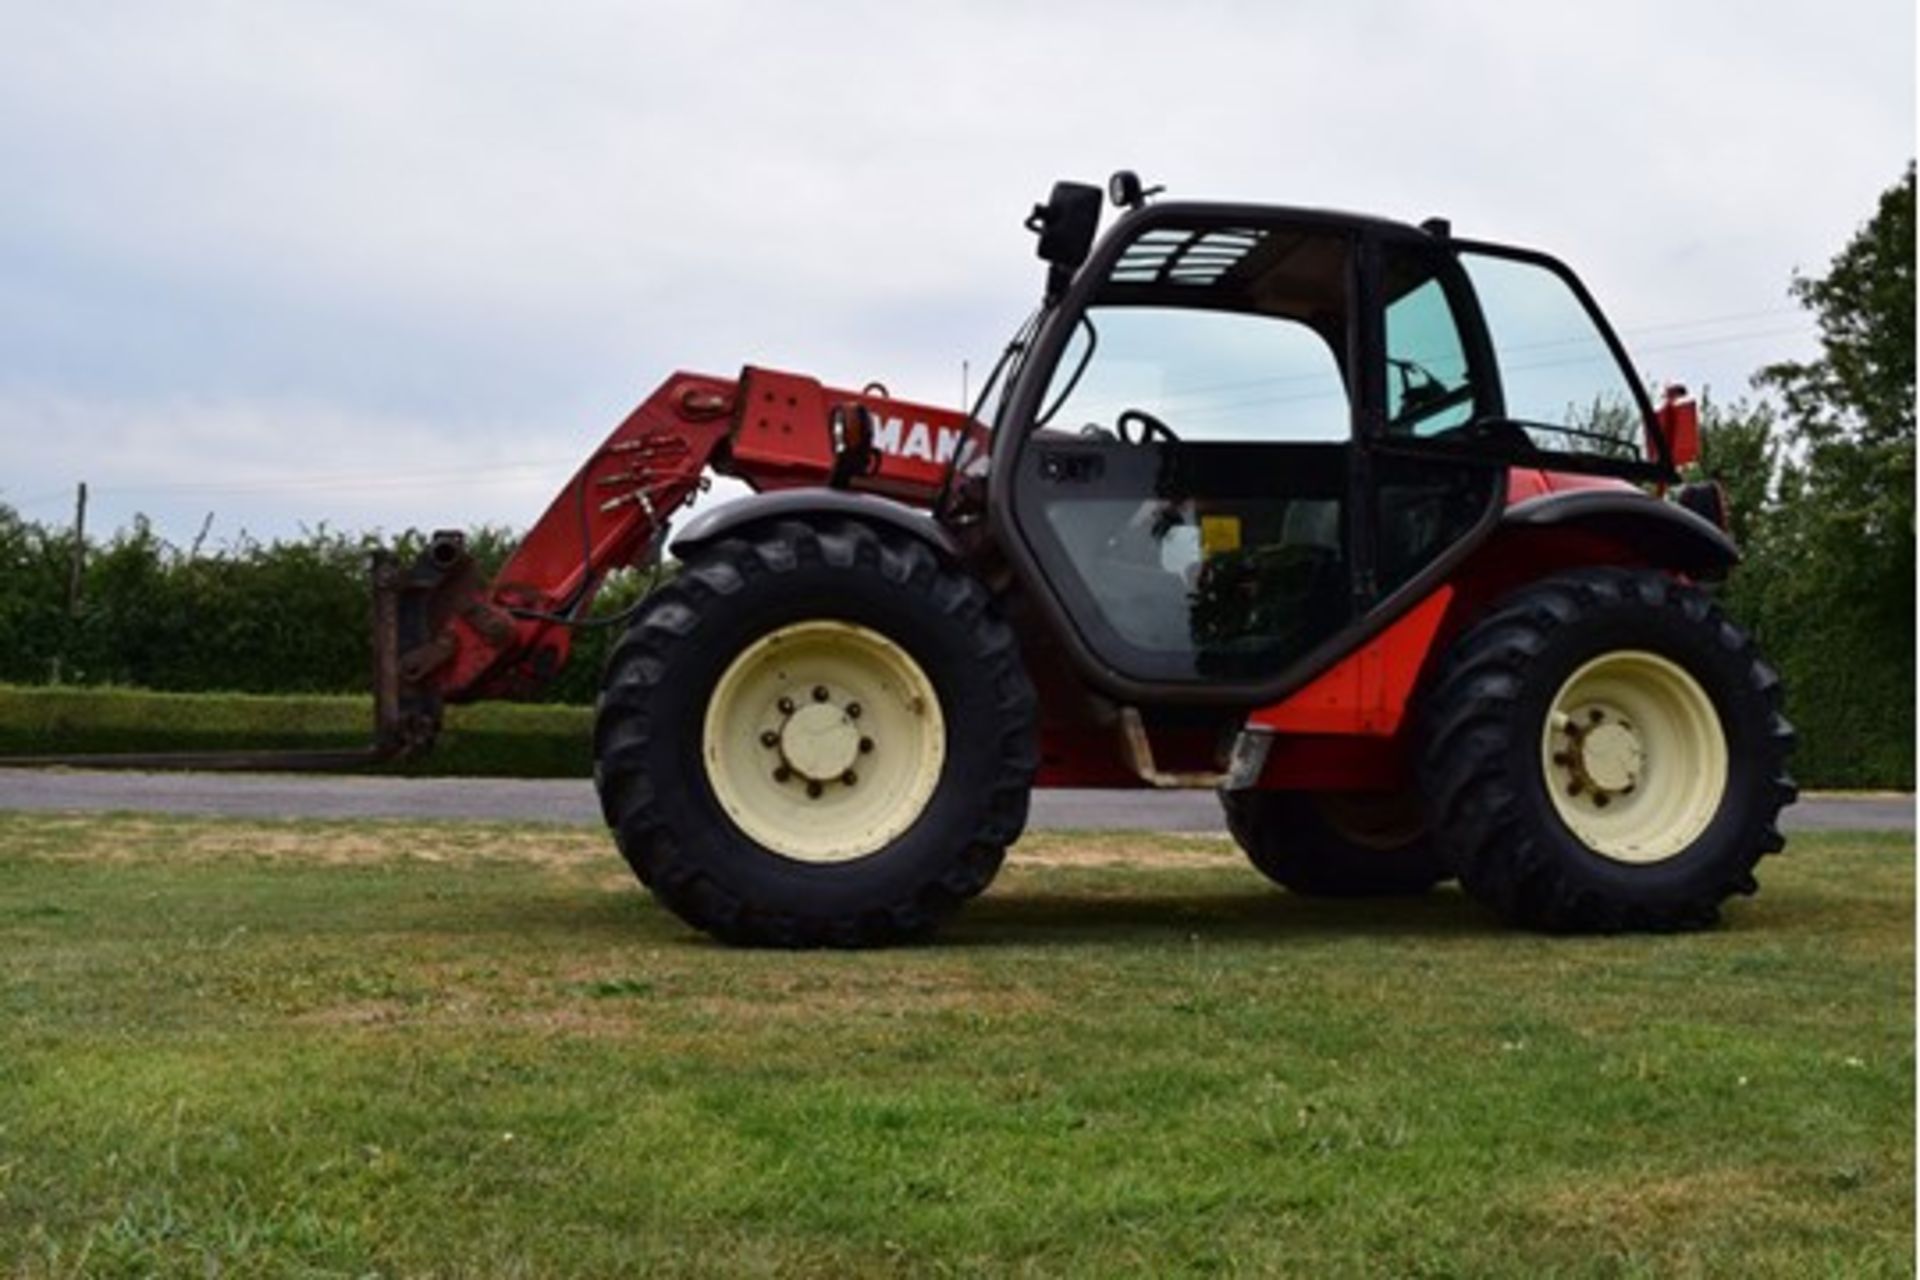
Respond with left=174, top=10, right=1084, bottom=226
left=2, top=487, right=77, bottom=511
left=78, top=457, right=582, bottom=499
left=1611, top=304, right=1804, bottom=336
left=1630, top=324, right=1814, bottom=355
left=4, top=303, right=1820, bottom=504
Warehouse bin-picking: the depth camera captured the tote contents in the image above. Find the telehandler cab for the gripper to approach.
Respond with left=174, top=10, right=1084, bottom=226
left=368, top=173, right=1793, bottom=946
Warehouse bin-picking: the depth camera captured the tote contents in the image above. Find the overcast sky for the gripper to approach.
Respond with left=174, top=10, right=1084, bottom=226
left=1, top=1, right=1911, bottom=546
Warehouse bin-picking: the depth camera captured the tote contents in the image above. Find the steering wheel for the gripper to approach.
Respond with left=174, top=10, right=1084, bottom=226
left=1116, top=408, right=1180, bottom=445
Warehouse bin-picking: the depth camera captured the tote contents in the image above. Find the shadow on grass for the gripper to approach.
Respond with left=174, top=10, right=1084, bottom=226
left=452, top=881, right=1510, bottom=949
left=948, top=886, right=1501, bottom=947
left=280, top=874, right=1815, bottom=956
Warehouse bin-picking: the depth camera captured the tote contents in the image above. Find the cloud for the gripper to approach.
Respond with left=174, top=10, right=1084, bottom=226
left=0, top=387, right=575, bottom=540
left=0, top=1, right=1908, bottom=540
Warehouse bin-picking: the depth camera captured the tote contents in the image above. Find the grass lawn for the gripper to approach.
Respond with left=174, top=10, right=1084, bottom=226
left=0, top=816, right=1910, bottom=1277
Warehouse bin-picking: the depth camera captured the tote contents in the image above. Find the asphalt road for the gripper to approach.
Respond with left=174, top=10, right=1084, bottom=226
left=0, top=769, right=1908, bottom=834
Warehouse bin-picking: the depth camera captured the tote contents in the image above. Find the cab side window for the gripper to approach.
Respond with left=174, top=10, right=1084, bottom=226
left=1374, top=244, right=1502, bottom=596
left=1383, top=250, right=1477, bottom=438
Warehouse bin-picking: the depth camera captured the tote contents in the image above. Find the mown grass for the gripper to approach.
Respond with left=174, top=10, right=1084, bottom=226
left=0, top=684, right=591, bottom=777
left=0, top=816, right=1910, bottom=1277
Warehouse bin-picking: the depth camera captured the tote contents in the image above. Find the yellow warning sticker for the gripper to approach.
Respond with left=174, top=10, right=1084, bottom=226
left=1200, top=514, right=1242, bottom=555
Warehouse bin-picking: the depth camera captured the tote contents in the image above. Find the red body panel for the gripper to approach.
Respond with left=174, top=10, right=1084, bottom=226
left=1247, top=587, right=1454, bottom=737
left=1504, top=467, right=1635, bottom=503
left=731, top=368, right=986, bottom=501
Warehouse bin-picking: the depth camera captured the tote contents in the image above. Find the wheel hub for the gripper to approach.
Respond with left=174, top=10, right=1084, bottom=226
left=776, top=699, right=862, bottom=784
left=1551, top=706, right=1643, bottom=802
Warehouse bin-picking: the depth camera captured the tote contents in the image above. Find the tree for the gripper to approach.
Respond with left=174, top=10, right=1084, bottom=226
left=1757, top=164, right=1914, bottom=565
left=1743, top=164, right=1915, bottom=787
left=1761, top=164, right=1916, bottom=454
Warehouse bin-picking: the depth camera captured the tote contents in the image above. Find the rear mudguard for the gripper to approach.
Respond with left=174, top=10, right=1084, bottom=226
left=1501, top=488, right=1737, bottom=577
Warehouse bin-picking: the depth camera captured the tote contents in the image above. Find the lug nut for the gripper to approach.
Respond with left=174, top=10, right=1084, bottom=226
left=858, top=737, right=874, bottom=754
left=1588, top=708, right=1605, bottom=724
left=760, top=730, right=779, bottom=748
left=841, top=769, right=858, bottom=786
left=1552, top=751, right=1571, bottom=766
left=1567, top=781, right=1584, bottom=797
left=773, top=765, right=792, bottom=783
left=846, top=702, right=862, bottom=719
left=777, top=696, right=795, bottom=715
left=1594, top=793, right=1612, bottom=808
left=812, top=685, right=830, bottom=702
left=806, top=781, right=824, bottom=799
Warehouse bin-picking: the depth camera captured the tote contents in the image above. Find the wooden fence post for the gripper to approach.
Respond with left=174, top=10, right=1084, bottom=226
left=52, top=481, right=86, bottom=684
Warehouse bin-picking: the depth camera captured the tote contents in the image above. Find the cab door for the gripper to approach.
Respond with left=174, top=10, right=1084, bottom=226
left=1000, top=216, right=1368, bottom=695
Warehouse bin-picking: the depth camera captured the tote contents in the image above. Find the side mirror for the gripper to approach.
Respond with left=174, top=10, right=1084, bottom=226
left=1025, top=181, right=1103, bottom=301
left=1653, top=384, right=1699, bottom=469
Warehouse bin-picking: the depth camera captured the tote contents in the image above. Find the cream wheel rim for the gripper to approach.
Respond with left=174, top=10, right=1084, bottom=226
left=1540, top=649, right=1728, bottom=864
left=702, top=620, right=945, bottom=863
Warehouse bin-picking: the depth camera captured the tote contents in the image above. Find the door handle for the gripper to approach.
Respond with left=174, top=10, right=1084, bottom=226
left=1038, top=451, right=1104, bottom=483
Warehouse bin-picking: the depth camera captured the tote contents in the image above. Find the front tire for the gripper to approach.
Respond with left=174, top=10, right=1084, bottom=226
left=594, top=518, right=1037, bottom=947
left=1421, top=567, right=1796, bottom=932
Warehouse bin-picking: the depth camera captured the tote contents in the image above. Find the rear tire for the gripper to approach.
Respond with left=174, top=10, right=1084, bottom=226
left=1421, top=567, right=1795, bottom=932
left=594, top=518, right=1036, bottom=947
left=1220, top=789, right=1446, bottom=897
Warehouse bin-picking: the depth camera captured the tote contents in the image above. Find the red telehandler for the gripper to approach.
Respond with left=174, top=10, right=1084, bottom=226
left=301, top=176, right=1802, bottom=944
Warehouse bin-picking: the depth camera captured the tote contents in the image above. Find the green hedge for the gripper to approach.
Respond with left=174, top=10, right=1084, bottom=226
left=0, top=685, right=593, bottom=779
left=0, top=512, right=657, bottom=706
